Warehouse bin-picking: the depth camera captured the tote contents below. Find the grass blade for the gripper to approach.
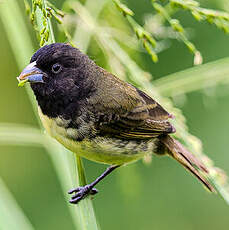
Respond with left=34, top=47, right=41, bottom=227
left=0, top=177, right=35, bottom=230
left=154, top=57, right=229, bottom=96
left=33, top=1, right=100, bottom=228
left=0, top=123, right=45, bottom=146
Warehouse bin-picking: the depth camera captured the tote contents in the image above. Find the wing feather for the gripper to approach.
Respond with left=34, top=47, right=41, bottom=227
left=87, top=71, right=175, bottom=140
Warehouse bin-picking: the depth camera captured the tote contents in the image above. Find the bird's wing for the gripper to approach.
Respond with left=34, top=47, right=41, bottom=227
left=89, top=73, right=175, bottom=139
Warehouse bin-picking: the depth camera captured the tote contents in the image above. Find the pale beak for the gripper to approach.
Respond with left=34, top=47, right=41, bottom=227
left=17, top=61, right=44, bottom=86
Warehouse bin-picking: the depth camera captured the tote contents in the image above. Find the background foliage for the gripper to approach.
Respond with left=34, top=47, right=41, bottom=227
left=0, top=0, right=229, bottom=229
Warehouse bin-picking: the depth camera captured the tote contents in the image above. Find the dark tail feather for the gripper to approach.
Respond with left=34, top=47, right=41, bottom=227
left=160, top=135, right=215, bottom=192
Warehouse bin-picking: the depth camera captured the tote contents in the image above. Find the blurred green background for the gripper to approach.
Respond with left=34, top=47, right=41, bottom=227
left=0, top=0, right=229, bottom=229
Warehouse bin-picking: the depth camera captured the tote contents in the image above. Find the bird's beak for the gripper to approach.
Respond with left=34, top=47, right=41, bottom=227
left=17, top=61, right=44, bottom=87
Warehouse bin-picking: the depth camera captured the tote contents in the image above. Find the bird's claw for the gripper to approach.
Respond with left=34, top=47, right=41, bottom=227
left=68, top=186, right=98, bottom=204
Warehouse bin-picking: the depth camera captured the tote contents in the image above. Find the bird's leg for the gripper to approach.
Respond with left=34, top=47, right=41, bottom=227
left=68, top=165, right=120, bottom=204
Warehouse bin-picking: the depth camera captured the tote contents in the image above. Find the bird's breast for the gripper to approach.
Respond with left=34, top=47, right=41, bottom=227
left=38, top=107, right=157, bottom=165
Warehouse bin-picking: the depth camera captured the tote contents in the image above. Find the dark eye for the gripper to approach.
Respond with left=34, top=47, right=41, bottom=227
left=52, top=63, right=62, bottom=74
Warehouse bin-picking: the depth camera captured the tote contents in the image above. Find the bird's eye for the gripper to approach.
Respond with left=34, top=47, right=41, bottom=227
left=52, top=63, right=62, bottom=74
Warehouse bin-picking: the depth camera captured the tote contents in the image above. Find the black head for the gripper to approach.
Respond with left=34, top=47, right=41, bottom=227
left=18, top=43, right=96, bottom=118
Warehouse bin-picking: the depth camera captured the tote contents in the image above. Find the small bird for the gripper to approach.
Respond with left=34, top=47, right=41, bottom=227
left=18, top=43, right=214, bottom=204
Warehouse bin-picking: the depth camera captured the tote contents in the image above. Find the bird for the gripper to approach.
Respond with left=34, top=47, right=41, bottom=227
left=17, top=43, right=214, bottom=204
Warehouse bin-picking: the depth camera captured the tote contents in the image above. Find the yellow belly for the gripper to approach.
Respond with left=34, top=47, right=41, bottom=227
left=38, top=108, right=148, bottom=165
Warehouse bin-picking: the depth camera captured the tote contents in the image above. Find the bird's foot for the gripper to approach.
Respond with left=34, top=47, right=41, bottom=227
left=68, top=185, right=98, bottom=204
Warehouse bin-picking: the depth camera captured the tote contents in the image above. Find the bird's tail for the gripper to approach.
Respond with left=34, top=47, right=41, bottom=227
left=159, top=135, right=215, bottom=192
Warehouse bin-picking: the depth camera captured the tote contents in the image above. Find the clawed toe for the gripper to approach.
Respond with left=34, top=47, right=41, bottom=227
left=69, top=196, right=82, bottom=204
left=68, top=187, right=80, bottom=194
left=90, top=188, right=98, bottom=195
left=68, top=166, right=119, bottom=204
left=68, top=186, right=99, bottom=204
